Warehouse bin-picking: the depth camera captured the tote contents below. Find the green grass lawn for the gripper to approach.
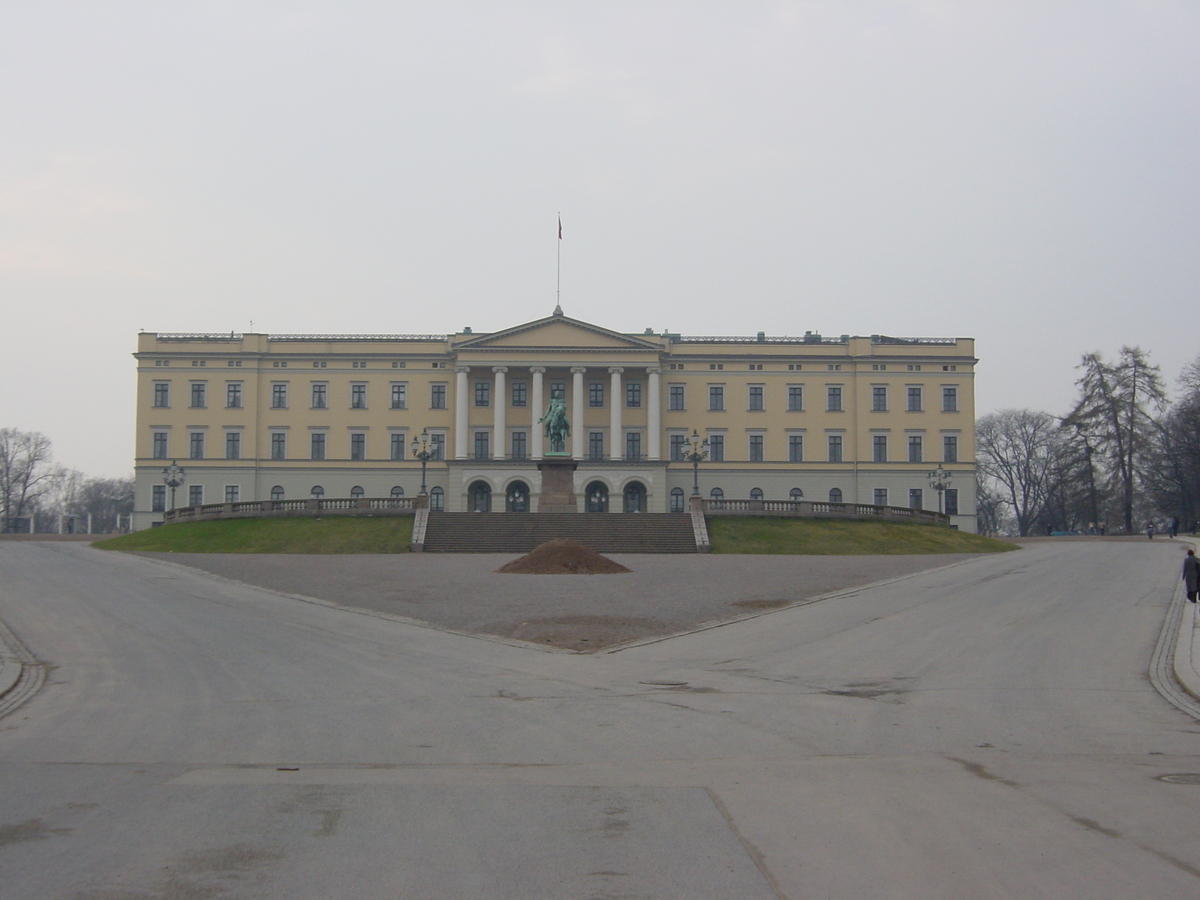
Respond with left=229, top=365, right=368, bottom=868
left=96, top=514, right=1013, bottom=555
left=706, top=517, right=1016, bottom=555
left=95, top=516, right=414, bottom=554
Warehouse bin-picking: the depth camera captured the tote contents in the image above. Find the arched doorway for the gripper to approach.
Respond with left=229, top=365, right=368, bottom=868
left=506, top=481, right=530, bottom=513
left=585, top=481, right=608, bottom=513
left=468, top=480, right=492, bottom=512
left=623, top=481, right=646, bottom=513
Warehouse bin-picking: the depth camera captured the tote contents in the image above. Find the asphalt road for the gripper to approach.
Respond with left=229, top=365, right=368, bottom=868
left=0, top=540, right=1198, bottom=899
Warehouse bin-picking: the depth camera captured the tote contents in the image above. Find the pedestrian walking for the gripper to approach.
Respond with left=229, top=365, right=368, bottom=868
left=1169, top=516, right=1179, bottom=538
left=1146, top=520, right=1155, bottom=540
left=1184, top=550, right=1200, bottom=604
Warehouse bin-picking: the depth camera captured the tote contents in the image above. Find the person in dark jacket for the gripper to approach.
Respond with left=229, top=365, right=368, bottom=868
left=1183, top=549, right=1200, bottom=603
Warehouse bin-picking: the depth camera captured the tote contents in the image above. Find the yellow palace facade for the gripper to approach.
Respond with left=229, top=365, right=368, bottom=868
left=132, top=311, right=977, bottom=531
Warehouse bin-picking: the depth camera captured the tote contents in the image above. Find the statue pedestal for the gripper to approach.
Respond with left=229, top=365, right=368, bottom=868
left=536, top=459, right=578, bottom=513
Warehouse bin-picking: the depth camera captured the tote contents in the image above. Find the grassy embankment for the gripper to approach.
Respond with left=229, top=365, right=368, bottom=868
left=96, top=515, right=1014, bottom=555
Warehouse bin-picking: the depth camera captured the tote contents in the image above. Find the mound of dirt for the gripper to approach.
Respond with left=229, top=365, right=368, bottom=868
left=496, top=538, right=632, bottom=575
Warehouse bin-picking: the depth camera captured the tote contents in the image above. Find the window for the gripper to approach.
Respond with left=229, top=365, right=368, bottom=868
left=151, top=485, right=166, bottom=512
left=350, top=433, right=366, bottom=460
left=272, top=361, right=288, bottom=368
left=350, top=486, right=364, bottom=499
left=224, top=485, right=239, bottom=504
left=189, top=432, right=205, bottom=459
left=351, top=383, right=367, bottom=409
left=431, top=383, right=447, bottom=409
left=430, top=487, right=444, bottom=511
left=511, top=431, right=527, bottom=460
left=589, top=432, right=605, bottom=460
left=828, top=435, right=843, bottom=462
left=710, top=487, right=724, bottom=501
left=390, top=486, right=404, bottom=498
left=550, top=381, right=565, bottom=397
left=473, top=430, right=490, bottom=459
left=391, top=384, right=407, bottom=409
left=625, top=432, right=641, bottom=460
left=589, top=382, right=605, bottom=407
left=826, top=386, right=842, bottom=412
left=311, top=486, right=325, bottom=499
left=311, top=433, right=326, bottom=461
left=788, top=434, right=804, bottom=462
left=152, top=432, right=168, bottom=459
left=907, top=386, right=923, bottom=411
left=512, top=381, right=527, bottom=407
left=352, top=361, right=367, bottom=369
left=271, top=432, right=286, bottom=460
left=430, top=433, right=445, bottom=460
left=310, top=383, right=326, bottom=409
left=708, top=434, right=725, bottom=461
left=908, top=435, right=923, bottom=463
left=748, top=385, right=764, bottom=411
left=272, top=383, right=288, bottom=409
left=670, top=487, right=686, bottom=513
left=709, top=385, right=725, bottom=411
left=225, top=432, right=241, bottom=460
left=943, top=386, right=958, bottom=412
left=909, top=488, right=923, bottom=509
left=190, top=383, right=206, bottom=408
left=153, top=383, right=170, bottom=408
left=787, top=386, right=803, bottom=411
left=748, top=434, right=764, bottom=462
left=313, top=361, right=327, bottom=368
left=872, top=386, right=887, bottom=412
left=945, top=488, right=959, bottom=516
left=829, top=488, right=843, bottom=503
left=670, top=433, right=687, bottom=461
left=626, top=382, right=642, bottom=408
left=907, top=364, right=921, bottom=371
left=392, top=362, right=406, bottom=369
left=390, top=433, right=406, bottom=461
left=750, top=487, right=764, bottom=500
left=226, top=383, right=242, bottom=408
left=943, top=435, right=958, bottom=463
left=271, top=486, right=284, bottom=501
left=874, top=488, right=888, bottom=506
left=790, top=488, right=804, bottom=501
left=474, top=381, right=490, bottom=407
left=873, top=434, right=887, bottom=463
left=669, top=384, right=685, bottom=410
left=188, top=485, right=203, bottom=506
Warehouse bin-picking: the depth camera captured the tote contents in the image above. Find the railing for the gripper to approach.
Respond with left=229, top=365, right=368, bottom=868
left=267, top=334, right=447, bottom=342
left=703, top=498, right=949, bottom=527
left=163, top=496, right=421, bottom=524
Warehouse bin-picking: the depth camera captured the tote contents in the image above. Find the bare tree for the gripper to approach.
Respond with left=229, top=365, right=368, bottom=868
left=976, top=409, right=1071, bottom=536
left=1066, top=347, right=1167, bottom=533
left=0, top=428, right=58, bottom=532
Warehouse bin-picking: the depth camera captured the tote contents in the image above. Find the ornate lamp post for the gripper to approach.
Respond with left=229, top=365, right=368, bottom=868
left=410, top=430, right=434, bottom=495
left=685, top=430, right=710, bottom=496
left=162, top=461, right=186, bottom=512
left=927, top=464, right=952, bottom=516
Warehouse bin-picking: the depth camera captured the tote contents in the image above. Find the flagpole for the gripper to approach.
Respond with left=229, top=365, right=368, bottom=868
left=556, top=213, right=562, bottom=315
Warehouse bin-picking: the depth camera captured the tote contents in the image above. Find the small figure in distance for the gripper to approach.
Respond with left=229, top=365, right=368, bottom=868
left=1169, top=516, right=1179, bottom=538
left=1146, top=520, right=1156, bottom=540
left=1183, top=549, right=1200, bottom=604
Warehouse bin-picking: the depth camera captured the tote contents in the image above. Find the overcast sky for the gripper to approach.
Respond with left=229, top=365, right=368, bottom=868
left=2, top=1, right=1197, bottom=478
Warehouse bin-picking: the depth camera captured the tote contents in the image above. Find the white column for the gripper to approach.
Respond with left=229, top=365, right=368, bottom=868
left=492, top=366, right=507, bottom=459
left=454, top=366, right=469, bottom=459
left=571, top=366, right=586, bottom=460
left=609, top=367, right=623, bottom=459
left=647, top=367, right=662, bottom=460
left=530, top=367, right=545, bottom=459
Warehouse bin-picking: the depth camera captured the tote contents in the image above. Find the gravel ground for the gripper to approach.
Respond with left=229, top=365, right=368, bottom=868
left=140, top=551, right=994, bottom=651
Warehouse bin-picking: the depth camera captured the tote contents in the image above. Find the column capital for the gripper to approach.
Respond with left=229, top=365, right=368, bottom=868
left=492, top=366, right=508, bottom=374
left=570, top=366, right=587, bottom=375
left=455, top=365, right=471, bottom=374
left=529, top=366, right=546, bottom=374
left=608, top=366, right=624, bottom=375
left=646, top=366, right=662, bottom=375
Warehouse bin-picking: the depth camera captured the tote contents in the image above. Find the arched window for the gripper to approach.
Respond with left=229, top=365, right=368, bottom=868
left=469, top=480, right=491, bottom=512
left=829, top=488, right=843, bottom=504
left=670, top=487, right=686, bottom=513
left=390, top=486, right=404, bottom=498
left=790, top=488, right=804, bottom=501
left=750, top=487, right=764, bottom=500
left=311, top=486, right=325, bottom=499
left=430, top=486, right=444, bottom=511
left=623, top=481, right=646, bottom=513
left=350, top=486, right=365, bottom=499
left=710, top=487, right=724, bottom=501
left=585, top=481, right=609, bottom=513
left=506, top=481, right=530, bottom=513
left=270, top=486, right=284, bottom=501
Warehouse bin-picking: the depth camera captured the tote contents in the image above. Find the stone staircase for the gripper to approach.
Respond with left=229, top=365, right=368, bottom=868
left=420, top=513, right=698, bottom=553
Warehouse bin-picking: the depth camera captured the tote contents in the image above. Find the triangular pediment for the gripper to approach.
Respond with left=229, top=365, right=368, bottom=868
left=453, top=314, right=661, bottom=351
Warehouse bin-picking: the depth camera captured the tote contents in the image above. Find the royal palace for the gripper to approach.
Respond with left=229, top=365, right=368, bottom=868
left=132, top=310, right=977, bottom=531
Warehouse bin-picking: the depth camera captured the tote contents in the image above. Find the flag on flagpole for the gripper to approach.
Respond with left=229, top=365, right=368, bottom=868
left=558, top=216, right=562, bottom=240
